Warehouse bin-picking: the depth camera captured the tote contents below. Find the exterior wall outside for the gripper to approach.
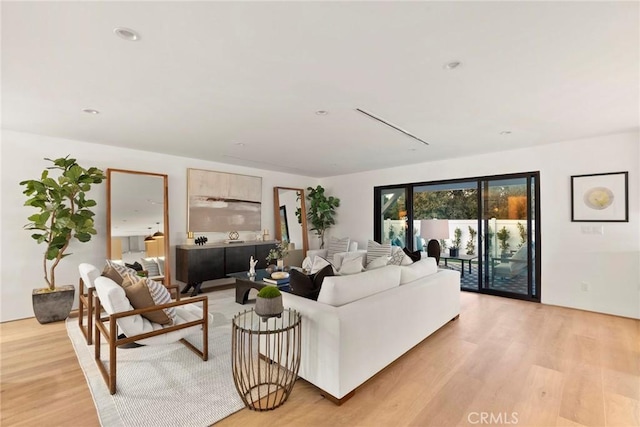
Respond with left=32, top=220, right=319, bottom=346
left=0, top=130, right=316, bottom=322
left=319, top=132, right=640, bottom=319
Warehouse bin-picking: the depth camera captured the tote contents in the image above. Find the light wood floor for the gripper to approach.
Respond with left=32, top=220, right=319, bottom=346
left=1, top=292, right=638, bottom=426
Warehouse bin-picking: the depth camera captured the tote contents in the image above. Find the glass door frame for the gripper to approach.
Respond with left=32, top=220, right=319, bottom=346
left=374, top=171, right=541, bottom=303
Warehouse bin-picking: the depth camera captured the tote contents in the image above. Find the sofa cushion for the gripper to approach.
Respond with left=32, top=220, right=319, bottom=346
left=317, top=265, right=401, bottom=307
left=326, top=237, right=350, bottom=261
left=121, top=275, right=176, bottom=325
left=399, top=257, right=438, bottom=285
left=366, top=240, right=391, bottom=266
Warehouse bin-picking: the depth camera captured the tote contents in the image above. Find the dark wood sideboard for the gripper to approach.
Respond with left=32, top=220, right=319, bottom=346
left=176, top=241, right=277, bottom=296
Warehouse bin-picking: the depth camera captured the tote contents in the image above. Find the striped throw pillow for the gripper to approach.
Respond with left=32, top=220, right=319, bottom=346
left=140, top=257, right=161, bottom=277
left=366, top=240, right=391, bottom=266
left=121, top=275, right=176, bottom=325
left=327, top=237, right=350, bottom=261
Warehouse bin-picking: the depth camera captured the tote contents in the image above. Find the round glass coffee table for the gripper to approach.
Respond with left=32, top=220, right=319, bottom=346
left=231, top=308, right=301, bottom=411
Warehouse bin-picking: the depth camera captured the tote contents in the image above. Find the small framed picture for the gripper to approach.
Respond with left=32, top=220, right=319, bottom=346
left=571, top=171, right=629, bottom=222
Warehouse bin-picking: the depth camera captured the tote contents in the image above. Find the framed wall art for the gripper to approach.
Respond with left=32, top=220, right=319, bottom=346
left=571, top=171, right=628, bottom=222
left=187, top=168, right=262, bottom=232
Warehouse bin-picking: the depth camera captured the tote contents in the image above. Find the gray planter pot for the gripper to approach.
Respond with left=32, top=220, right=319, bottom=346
left=255, top=295, right=284, bottom=320
left=32, top=284, right=75, bottom=324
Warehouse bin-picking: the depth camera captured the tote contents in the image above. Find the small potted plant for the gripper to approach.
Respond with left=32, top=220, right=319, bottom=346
left=496, top=226, right=511, bottom=259
left=255, top=286, right=283, bottom=320
left=266, top=240, right=289, bottom=270
left=449, top=227, right=462, bottom=257
left=20, top=156, right=105, bottom=323
left=465, top=226, right=477, bottom=255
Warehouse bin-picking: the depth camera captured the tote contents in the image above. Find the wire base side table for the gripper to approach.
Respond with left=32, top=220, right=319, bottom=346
left=231, top=308, right=301, bottom=411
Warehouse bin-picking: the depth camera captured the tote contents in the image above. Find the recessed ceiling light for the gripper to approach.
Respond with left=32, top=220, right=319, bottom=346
left=82, top=108, right=99, bottom=115
left=113, top=27, right=140, bottom=41
left=234, top=142, right=245, bottom=147
left=315, top=110, right=329, bottom=115
left=444, top=61, right=462, bottom=70
left=500, top=130, right=512, bottom=135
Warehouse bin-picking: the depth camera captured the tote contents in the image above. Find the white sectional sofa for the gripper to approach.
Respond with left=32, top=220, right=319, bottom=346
left=282, top=257, right=461, bottom=403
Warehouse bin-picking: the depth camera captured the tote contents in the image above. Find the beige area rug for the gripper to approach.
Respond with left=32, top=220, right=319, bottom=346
left=66, top=288, right=251, bottom=427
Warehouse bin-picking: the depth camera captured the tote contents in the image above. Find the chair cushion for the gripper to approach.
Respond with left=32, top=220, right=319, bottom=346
left=121, top=275, right=176, bottom=325
left=79, top=263, right=101, bottom=289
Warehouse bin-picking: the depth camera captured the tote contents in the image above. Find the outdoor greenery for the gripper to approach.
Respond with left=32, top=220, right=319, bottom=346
left=517, top=222, right=527, bottom=248
left=306, top=185, right=340, bottom=249
left=20, top=156, right=105, bottom=291
left=466, top=226, right=477, bottom=255
left=452, top=227, right=462, bottom=249
left=383, top=185, right=528, bottom=222
left=496, top=226, right=511, bottom=253
left=257, top=285, right=282, bottom=299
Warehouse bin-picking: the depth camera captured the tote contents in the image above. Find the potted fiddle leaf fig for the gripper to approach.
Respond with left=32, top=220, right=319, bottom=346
left=255, top=285, right=283, bottom=320
left=20, top=156, right=106, bottom=323
left=306, top=185, right=340, bottom=249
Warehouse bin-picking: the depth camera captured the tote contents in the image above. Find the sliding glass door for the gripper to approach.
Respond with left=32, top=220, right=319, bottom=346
left=480, top=174, right=539, bottom=300
left=374, top=172, right=540, bottom=303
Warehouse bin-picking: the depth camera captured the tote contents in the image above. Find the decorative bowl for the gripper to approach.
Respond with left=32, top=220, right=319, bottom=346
left=271, top=271, right=289, bottom=280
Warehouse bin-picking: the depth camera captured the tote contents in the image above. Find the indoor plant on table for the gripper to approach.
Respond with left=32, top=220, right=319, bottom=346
left=266, top=240, right=289, bottom=271
left=20, top=156, right=106, bottom=323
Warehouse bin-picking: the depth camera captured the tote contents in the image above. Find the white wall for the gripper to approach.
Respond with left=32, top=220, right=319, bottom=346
left=0, top=130, right=317, bottom=321
left=320, top=132, right=640, bottom=319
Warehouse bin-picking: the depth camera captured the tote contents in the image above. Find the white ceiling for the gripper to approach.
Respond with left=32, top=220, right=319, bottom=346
left=2, top=1, right=639, bottom=178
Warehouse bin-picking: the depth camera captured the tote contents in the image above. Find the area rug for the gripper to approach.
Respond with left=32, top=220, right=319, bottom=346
left=66, top=288, right=248, bottom=427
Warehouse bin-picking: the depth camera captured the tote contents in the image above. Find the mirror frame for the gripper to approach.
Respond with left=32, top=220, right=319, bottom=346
left=107, top=168, right=171, bottom=285
left=273, top=187, right=308, bottom=255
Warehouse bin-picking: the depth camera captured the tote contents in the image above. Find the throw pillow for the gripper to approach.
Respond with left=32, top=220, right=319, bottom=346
left=106, top=259, right=138, bottom=278
left=338, top=257, right=364, bottom=275
left=102, top=264, right=125, bottom=286
left=310, top=256, right=335, bottom=274
left=313, top=264, right=335, bottom=291
left=121, top=275, right=176, bottom=325
left=289, top=264, right=335, bottom=300
left=140, top=257, right=161, bottom=277
left=156, top=257, right=165, bottom=275
left=289, top=269, right=317, bottom=300
left=365, top=255, right=389, bottom=270
left=399, top=257, right=438, bottom=285
left=326, top=237, right=350, bottom=261
left=366, top=240, right=391, bottom=265
left=387, top=247, right=405, bottom=266
left=402, top=247, right=422, bottom=262
left=125, top=261, right=143, bottom=272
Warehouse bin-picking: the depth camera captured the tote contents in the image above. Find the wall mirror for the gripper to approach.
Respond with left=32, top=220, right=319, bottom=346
left=107, top=169, right=170, bottom=285
left=273, top=187, right=308, bottom=256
